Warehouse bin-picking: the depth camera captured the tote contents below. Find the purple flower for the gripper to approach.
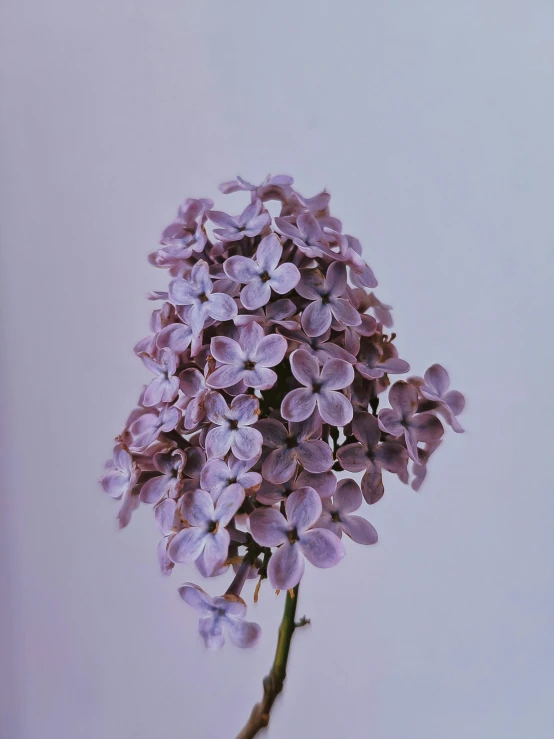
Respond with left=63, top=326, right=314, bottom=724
left=207, top=322, right=287, bottom=390
left=204, top=393, right=263, bottom=460
left=156, top=321, right=195, bottom=354
left=208, top=200, right=270, bottom=242
left=159, top=197, right=213, bottom=254
left=337, top=412, right=408, bottom=498
left=200, top=454, right=262, bottom=502
left=140, top=449, right=186, bottom=504
left=296, top=263, right=361, bottom=337
left=420, top=364, right=465, bottom=432
left=378, top=381, right=444, bottom=463
left=178, top=584, right=261, bottom=649
left=128, top=404, right=181, bottom=451
left=355, top=338, right=410, bottom=380
left=101, top=444, right=137, bottom=500
left=168, top=486, right=244, bottom=574
left=324, top=229, right=378, bottom=288
left=275, top=213, right=338, bottom=260
left=281, top=349, right=354, bottom=426
left=256, top=414, right=333, bottom=484
left=178, top=368, right=213, bottom=429
left=224, top=234, right=300, bottom=309
left=249, top=487, right=345, bottom=590
left=140, top=348, right=180, bottom=407
left=168, top=261, right=237, bottom=335
left=316, top=479, right=378, bottom=544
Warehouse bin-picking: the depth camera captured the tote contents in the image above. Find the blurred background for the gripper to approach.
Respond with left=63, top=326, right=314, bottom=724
left=1, top=2, right=553, bottom=738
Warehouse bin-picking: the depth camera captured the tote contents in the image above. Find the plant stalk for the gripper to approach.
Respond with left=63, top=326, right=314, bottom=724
left=235, top=585, right=302, bottom=738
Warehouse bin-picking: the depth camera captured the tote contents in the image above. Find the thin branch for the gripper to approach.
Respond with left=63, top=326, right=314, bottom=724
left=235, top=585, right=304, bottom=739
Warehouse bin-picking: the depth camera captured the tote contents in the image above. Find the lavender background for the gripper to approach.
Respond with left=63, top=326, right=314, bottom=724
left=1, top=2, right=553, bottom=738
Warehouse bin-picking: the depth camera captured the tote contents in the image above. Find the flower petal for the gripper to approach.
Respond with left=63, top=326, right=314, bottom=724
left=179, top=368, right=204, bottom=397
left=256, top=233, right=282, bottom=272
left=231, top=427, right=263, bottom=460
left=168, top=527, right=207, bottom=564
left=423, top=363, right=450, bottom=397
left=168, top=277, right=197, bottom=306
left=140, top=474, right=170, bottom=504
left=199, top=615, right=225, bottom=649
left=329, top=297, right=361, bottom=327
left=336, top=443, right=368, bottom=473
left=210, top=336, right=243, bottom=364
left=377, top=409, right=404, bottom=437
left=281, top=388, right=316, bottom=422
left=205, top=392, right=230, bottom=424
left=267, top=542, right=305, bottom=590
left=352, top=411, right=380, bottom=447
left=182, top=489, right=214, bottom=526
left=302, top=300, right=332, bottom=337
left=225, top=616, right=262, bottom=648
left=290, top=349, right=319, bottom=386
left=389, top=381, right=418, bottom=418
left=285, top=487, right=322, bottom=533
left=253, top=334, right=287, bottom=367
left=296, top=439, right=333, bottom=473
left=361, top=470, right=385, bottom=504
left=206, top=426, right=232, bottom=459
left=262, top=447, right=297, bottom=484
left=224, top=255, right=260, bottom=283
left=178, top=583, right=214, bottom=613
left=341, top=515, right=378, bottom=545
left=157, top=323, right=193, bottom=353
left=410, top=413, right=444, bottom=443
left=200, top=459, right=228, bottom=492
left=321, top=358, right=354, bottom=390
left=206, top=364, right=245, bottom=389
left=202, top=528, right=231, bottom=575
left=296, top=469, right=337, bottom=498
left=240, top=280, right=272, bottom=310
left=255, top=418, right=288, bottom=448
left=326, top=261, right=348, bottom=296
left=317, top=389, right=353, bottom=426
left=269, top=263, right=300, bottom=294
left=249, top=507, right=288, bottom=547
left=299, top=529, right=345, bottom=568
left=214, top=483, right=245, bottom=526
left=206, top=292, right=238, bottom=321
left=230, top=394, right=260, bottom=425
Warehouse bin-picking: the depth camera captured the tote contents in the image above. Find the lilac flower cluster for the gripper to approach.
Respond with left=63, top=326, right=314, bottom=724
left=101, top=174, right=465, bottom=649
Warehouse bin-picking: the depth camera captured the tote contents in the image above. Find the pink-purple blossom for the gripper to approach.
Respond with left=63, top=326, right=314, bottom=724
left=281, top=349, right=354, bottom=426
left=296, top=262, right=361, bottom=337
left=315, top=479, right=378, bottom=544
left=204, top=393, right=263, bottom=460
left=178, top=584, right=261, bottom=649
left=378, top=381, right=444, bottom=463
left=101, top=173, right=464, bottom=653
left=224, top=233, right=300, bottom=309
left=168, top=261, right=237, bottom=335
left=168, top=486, right=244, bottom=575
left=249, top=487, right=345, bottom=590
left=207, top=322, right=287, bottom=390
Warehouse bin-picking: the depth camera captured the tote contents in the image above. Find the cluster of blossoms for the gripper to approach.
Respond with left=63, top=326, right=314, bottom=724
left=101, top=174, right=465, bottom=650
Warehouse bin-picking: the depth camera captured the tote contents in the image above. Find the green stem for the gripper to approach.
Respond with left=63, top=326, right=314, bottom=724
left=235, top=585, right=302, bottom=739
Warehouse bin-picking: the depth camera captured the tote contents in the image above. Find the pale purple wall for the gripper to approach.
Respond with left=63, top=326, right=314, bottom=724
left=1, top=2, right=553, bottom=738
